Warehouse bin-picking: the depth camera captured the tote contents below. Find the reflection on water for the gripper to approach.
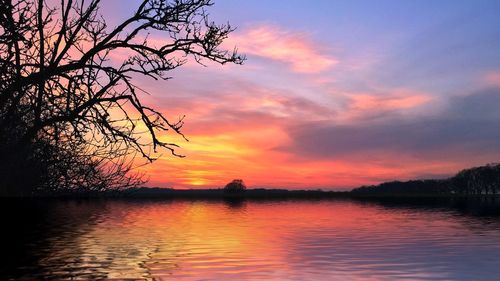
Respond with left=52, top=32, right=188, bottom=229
left=1, top=199, right=500, bottom=280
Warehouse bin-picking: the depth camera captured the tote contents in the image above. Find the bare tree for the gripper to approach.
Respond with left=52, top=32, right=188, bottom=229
left=0, top=0, right=244, bottom=195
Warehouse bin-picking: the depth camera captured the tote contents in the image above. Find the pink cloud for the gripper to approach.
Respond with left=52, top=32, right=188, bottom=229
left=349, top=93, right=431, bottom=111
left=483, top=71, right=500, bottom=87
left=227, top=25, right=337, bottom=73
left=340, top=89, right=432, bottom=120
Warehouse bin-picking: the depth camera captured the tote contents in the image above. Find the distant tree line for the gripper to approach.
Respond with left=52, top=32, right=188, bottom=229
left=451, top=164, right=500, bottom=195
left=352, top=164, right=500, bottom=196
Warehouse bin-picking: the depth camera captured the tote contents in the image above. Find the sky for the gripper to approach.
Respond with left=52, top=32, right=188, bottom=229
left=101, top=0, right=500, bottom=189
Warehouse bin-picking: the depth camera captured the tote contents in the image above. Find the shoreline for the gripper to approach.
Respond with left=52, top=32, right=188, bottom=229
left=2, top=188, right=499, bottom=201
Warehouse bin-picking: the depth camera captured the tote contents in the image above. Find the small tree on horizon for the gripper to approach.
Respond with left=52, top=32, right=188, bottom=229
left=223, top=179, right=246, bottom=193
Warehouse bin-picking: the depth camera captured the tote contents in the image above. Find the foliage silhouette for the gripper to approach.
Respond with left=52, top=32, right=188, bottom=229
left=223, top=179, right=247, bottom=193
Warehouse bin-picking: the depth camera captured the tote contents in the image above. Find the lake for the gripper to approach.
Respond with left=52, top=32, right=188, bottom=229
left=2, top=198, right=500, bottom=280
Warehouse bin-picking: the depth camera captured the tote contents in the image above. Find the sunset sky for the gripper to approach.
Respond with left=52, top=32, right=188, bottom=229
left=102, top=0, right=500, bottom=189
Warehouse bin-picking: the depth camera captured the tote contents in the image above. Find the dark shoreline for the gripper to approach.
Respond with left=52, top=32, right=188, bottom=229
left=6, top=187, right=499, bottom=201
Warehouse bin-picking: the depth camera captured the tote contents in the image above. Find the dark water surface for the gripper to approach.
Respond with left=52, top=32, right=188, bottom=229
left=1, top=198, right=500, bottom=280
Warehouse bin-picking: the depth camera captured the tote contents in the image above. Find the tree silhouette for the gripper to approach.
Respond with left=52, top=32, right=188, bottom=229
left=452, top=164, right=500, bottom=195
left=0, top=0, right=244, bottom=195
left=223, top=179, right=247, bottom=193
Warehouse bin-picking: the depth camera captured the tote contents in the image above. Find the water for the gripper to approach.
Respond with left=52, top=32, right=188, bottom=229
left=1, top=198, right=500, bottom=280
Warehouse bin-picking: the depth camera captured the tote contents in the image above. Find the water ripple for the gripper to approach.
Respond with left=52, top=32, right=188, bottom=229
left=2, top=199, right=500, bottom=280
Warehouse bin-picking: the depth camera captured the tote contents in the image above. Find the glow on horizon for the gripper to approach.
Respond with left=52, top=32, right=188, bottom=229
left=98, top=0, right=500, bottom=189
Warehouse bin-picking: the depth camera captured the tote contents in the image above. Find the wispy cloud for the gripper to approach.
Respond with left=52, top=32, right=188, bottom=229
left=348, top=92, right=430, bottom=111
left=228, top=24, right=337, bottom=73
left=341, top=89, right=432, bottom=120
left=484, top=71, right=500, bottom=87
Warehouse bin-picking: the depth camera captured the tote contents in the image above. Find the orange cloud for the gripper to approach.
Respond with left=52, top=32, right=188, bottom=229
left=227, top=25, right=337, bottom=73
left=142, top=126, right=290, bottom=188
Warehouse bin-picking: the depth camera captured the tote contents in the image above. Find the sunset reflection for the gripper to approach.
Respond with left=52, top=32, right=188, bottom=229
left=19, top=200, right=499, bottom=280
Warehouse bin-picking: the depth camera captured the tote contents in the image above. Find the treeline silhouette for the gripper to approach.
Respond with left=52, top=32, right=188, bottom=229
left=352, top=163, right=500, bottom=196
left=22, top=164, right=500, bottom=199
left=0, top=0, right=242, bottom=196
